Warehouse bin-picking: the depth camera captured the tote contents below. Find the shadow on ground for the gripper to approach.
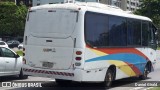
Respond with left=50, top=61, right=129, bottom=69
left=0, top=76, right=151, bottom=90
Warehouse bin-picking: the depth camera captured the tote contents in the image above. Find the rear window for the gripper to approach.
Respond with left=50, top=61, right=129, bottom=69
left=0, top=42, right=5, bottom=45
left=26, top=9, right=77, bottom=38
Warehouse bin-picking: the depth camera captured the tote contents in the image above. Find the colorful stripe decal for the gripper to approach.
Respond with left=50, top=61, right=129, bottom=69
left=125, top=62, right=142, bottom=76
left=85, top=53, right=147, bottom=64
left=85, top=47, right=149, bottom=76
left=86, top=46, right=149, bottom=61
left=108, top=60, right=136, bottom=76
left=85, top=53, right=147, bottom=73
left=88, top=47, right=107, bottom=56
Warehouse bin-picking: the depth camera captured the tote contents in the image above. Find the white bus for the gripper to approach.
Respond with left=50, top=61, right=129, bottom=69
left=23, top=2, right=157, bottom=87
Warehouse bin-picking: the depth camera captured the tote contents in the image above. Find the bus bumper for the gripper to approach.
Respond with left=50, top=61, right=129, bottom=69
left=23, top=65, right=106, bottom=82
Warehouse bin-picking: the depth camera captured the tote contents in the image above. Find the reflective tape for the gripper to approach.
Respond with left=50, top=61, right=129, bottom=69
left=23, top=68, right=74, bottom=77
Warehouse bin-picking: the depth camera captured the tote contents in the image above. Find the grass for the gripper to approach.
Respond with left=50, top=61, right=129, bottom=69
left=157, top=47, right=160, bottom=50
left=16, top=50, right=23, bottom=56
left=149, top=87, right=160, bottom=90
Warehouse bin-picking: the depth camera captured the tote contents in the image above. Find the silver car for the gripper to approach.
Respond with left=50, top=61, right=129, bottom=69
left=0, top=46, right=28, bottom=79
left=0, top=41, right=8, bottom=48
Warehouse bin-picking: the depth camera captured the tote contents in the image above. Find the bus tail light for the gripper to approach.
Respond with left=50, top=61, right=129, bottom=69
left=76, top=51, right=82, bottom=55
left=75, top=57, right=81, bottom=61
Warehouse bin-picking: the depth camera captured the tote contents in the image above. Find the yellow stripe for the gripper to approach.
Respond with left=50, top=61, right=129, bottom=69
left=89, top=48, right=107, bottom=56
left=87, top=48, right=136, bottom=76
left=108, top=60, right=136, bottom=76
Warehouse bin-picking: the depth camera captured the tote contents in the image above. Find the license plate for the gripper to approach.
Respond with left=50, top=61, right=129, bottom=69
left=42, top=62, right=53, bottom=68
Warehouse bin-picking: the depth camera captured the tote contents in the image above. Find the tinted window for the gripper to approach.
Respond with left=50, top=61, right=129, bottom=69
left=127, top=19, right=141, bottom=46
left=0, top=42, right=5, bottom=45
left=151, top=24, right=156, bottom=43
left=85, top=12, right=109, bottom=46
left=108, top=16, right=127, bottom=46
left=85, top=11, right=156, bottom=48
left=0, top=48, right=3, bottom=57
left=1, top=48, right=15, bottom=58
left=142, top=21, right=149, bottom=46
left=147, top=23, right=157, bottom=49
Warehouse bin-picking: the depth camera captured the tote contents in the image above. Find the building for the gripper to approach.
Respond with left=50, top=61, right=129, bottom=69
left=30, top=0, right=140, bottom=11
left=100, top=0, right=140, bottom=11
left=15, top=0, right=32, bottom=7
left=126, top=0, right=141, bottom=11
left=32, top=0, right=64, bottom=6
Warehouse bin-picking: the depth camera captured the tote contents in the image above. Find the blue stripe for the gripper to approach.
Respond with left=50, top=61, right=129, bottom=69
left=85, top=53, right=148, bottom=73
left=85, top=53, right=147, bottom=63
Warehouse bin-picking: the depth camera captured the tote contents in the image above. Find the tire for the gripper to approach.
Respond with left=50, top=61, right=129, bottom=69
left=139, top=65, right=149, bottom=80
left=55, top=79, right=72, bottom=86
left=19, top=69, right=28, bottom=79
left=103, top=69, right=114, bottom=87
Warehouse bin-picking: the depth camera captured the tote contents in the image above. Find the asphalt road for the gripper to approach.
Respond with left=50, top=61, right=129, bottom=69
left=0, top=51, right=160, bottom=90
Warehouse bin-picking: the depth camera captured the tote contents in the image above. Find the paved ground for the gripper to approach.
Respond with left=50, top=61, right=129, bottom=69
left=1, top=70, right=160, bottom=90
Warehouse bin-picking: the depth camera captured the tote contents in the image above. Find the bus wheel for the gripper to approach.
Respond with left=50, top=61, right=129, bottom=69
left=139, top=65, right=149, bottom=80
left=103, top=69, right=114, bottom=87
left=55, top=79, right=72, bottom=86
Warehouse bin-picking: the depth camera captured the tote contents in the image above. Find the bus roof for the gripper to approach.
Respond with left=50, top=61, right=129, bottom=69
left=30, top=2, right=152, bottom=22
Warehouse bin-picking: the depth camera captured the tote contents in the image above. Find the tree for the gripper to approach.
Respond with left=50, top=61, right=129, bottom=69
left=0, top=1, right=27, bottom=38
left=134, top=0, right=160, bottom=44
left=134, top=0, right=160, bottom=28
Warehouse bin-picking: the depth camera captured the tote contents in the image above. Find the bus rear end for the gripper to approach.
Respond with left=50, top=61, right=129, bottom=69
left=23, top=5, right=85, bottom=81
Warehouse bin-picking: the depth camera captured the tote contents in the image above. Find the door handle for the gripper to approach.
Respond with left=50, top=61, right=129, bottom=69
left=6, top=61, right=9, bottom=63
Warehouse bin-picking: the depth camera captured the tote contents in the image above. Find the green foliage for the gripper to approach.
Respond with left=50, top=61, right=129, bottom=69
left=149, top=87, right=160, bottom=90
left=134, top=0, right=160, bottom=43
left=0, top=1, right=27, bottom=37
left=134, top=0, right=160, bottom=28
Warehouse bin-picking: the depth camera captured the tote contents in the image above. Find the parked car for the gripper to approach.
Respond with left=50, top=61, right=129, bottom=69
left=18, top=43, right=23, bottom=50
left=0, top=46, right=28, bottom=79
left=0, top=41, right=8, bottom=48
left=7, top=40, right=20, bottom=48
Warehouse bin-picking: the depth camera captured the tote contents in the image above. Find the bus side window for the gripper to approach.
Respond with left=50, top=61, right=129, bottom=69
left=148, top=23, right=157, bottom=50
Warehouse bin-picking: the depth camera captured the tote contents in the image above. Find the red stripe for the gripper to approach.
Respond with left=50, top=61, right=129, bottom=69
left=31, top=69, right=34, bottom=72
left=86, top=45, right=149, bottom=61
left=35, top=70, right=38, bottom=73
left=45, top=71, right=48, bottom=74
left=47, top=71, right=51, bottom=74
left=57, top=72, right=60, bottom=75
left=37, top=70, right=40, bottom=73
left=60, top=72, right=64, bottom=75
left=49, top=71, right=53, bottom=74
left=28, top=69, right=32, bottom=72
left=68, top=73, right=72, bottom=76
left=53, top=71, right=57, bottom=75
left=64, top=72, right=68, bottom=76
left=41, top=70, right=45, bottom=73
left=125, top=62, right=141, bottom=76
